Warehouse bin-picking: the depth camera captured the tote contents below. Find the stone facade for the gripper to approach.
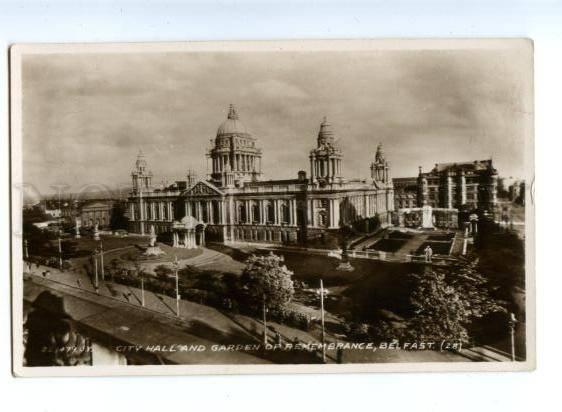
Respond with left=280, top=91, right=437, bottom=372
left=80, top=201, right=113, bottom=228
left=393, top=160, right=499, bottom=212
left=128, top=105, right=394, bottom=246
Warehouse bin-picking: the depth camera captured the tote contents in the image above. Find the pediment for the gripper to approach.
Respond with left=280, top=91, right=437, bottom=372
left=183, top=180, right=224, bottom=197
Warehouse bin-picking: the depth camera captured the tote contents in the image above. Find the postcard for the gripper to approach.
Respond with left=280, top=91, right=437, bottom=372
left=10, top=39, right=534, bottom=376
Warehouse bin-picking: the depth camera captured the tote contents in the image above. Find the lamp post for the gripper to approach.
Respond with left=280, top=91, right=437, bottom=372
left=509, top=312, right=518, bottom=361
left=173, top=255, right=180, bottom=317
left=93, top=251, right=99, bottom=293
left=99, top=240, right=105, bottom=281
left=316, top=279, right=329, bottom=363
left=58, top=235, right=63, bottom=271
left=140, top=272, right=145, bottom=307
left=262, top=294, right=268, bottom=346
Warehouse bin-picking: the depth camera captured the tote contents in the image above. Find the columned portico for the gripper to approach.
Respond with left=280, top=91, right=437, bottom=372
left=171, top=216, right=206, bottom=249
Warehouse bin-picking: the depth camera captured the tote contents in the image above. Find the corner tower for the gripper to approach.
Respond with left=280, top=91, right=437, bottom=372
left=309, top=117, right=343, bottom=184
left=131, top=149, right=153, bottom=193
left=370, top=143, right=390, bottom=185
left=208, top=105, right=262, bottom=187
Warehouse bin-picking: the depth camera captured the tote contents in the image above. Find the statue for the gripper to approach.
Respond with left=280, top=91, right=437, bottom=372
left=143, top=225, right=165, bottom=257
left=336, top=224, right=355, bottom=272
left=149, top=225, right=156, bottom=247
left=74, top=218, right=81, bottom=239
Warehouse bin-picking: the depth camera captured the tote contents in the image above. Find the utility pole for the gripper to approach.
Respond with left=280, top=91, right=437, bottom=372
left=319, top=279, right=327, bottom=363
left=99, top=240, right=105, bottom=281
left=94, top=252, right=99, bottom=293
left=262, top=294, right=268, bottom=346
left=140, top=274, right=145, bottom=307
left=509, top=312, right=517, bottom=361
left=58, top=235, right=63, bottom=270
left=174, top=255, right=180, bottom=317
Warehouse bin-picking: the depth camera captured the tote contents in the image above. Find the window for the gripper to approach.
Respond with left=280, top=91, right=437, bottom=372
left=267, top=203, right=274, bottom=223
left=238, top=203, right=246, bottom=223
left=281, top=203, right=290, bottom=224
left=252, top=203, right=260, bottom=223
left=318, top=211, right=328, bottom=227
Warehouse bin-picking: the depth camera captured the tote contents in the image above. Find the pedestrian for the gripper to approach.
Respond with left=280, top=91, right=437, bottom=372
left=276, top=331, right=282, bottom=345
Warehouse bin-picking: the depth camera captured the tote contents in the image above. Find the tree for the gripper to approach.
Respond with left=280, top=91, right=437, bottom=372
left=371, top=260, right=506, bottom=344
left=402, top=261, right=506, bottom=344
left=238, top=252, right=295, bottom=312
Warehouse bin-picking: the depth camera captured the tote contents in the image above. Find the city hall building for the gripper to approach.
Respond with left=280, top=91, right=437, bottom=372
left=128, top=105, right=394, bottom=247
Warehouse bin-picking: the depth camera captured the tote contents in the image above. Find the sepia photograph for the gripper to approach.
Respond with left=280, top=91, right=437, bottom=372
left=10, top=40, right=534, bottom=376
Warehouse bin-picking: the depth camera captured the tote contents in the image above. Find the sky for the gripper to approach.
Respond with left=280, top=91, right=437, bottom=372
left=20, top=44, right=533, bottom=196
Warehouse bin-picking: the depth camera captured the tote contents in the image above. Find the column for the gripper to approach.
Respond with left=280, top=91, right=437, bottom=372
left=330, top=199, right=340, bottom=228
left=291, top=199, right=297, bottom=226
left=260, top=200, right=266, bottom=225
left=310, top=199, right=315, bottom=227
left=274, top=200, right=280, bottom=225
left=129, top=203, right=135, bottom=221
left=246, top=200, right=252, bottom=223
left=460, top=174, right=467, bottom=205
left=207, top=201, right=213, bottom=224
left=221, top=200, right=227, bottom=224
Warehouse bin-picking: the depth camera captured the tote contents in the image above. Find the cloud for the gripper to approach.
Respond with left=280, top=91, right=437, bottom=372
left=20, top=46, right=532, bottom=194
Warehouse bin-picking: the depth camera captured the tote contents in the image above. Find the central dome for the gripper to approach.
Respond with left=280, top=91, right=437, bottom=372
left=217, top=104, right=248, bottom=136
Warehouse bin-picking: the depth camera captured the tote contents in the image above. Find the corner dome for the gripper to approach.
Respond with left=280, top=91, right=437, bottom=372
left=217, top=104, right=249, bottom=136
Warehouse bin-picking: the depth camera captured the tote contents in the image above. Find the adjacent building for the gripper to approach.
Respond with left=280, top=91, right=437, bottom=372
left=80, top=201, right=114, bottom=228
left=128, top=105, right=394, bottom=246
left=393, top=160, right=499, bottom=212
